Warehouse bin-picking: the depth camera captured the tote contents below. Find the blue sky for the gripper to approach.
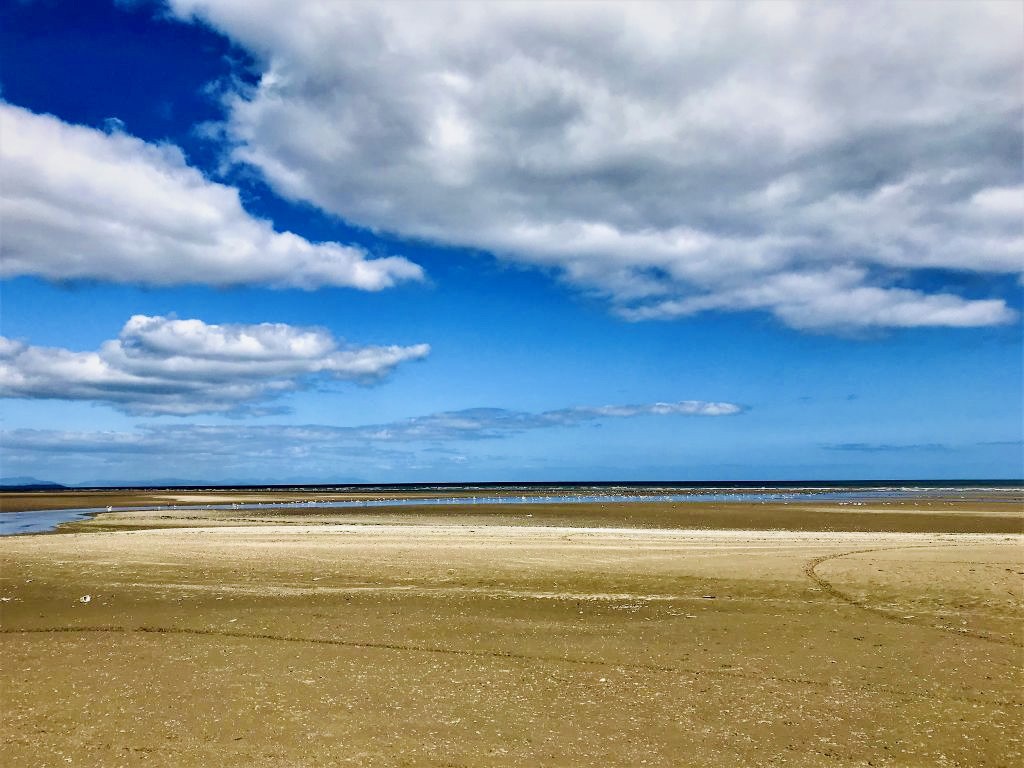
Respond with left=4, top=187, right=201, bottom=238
left=0, top=0, right=1021, bottom=484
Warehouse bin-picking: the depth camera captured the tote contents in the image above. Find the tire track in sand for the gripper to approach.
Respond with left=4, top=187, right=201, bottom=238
left=1, top=625, right=1020, bottom=709
left=804, top=544, right=1022, bottom=647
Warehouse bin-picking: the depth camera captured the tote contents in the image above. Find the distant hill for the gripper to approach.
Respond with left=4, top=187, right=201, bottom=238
left=0, top=476, right=66, bottom=490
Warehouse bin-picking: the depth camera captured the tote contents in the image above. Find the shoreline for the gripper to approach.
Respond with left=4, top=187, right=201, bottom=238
left=1, top=489, right=1021, bottom=536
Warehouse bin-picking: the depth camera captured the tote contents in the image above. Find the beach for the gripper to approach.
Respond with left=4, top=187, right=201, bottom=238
left=1, top=492, right=1022, bottom=766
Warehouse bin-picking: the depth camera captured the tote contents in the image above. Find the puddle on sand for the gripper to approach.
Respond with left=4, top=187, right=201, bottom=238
left=0, top=509, right=96, bottom=536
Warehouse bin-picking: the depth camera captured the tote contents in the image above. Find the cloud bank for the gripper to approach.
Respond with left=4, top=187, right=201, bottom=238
left=0, top=315, right=430, bottom=415
left=344, top=400, right=742, bottom=442
left=0, top=103, right=423, bottom=290
left=1, top=398, right=742, bottom=477
left=168, top=0, right=1022, bottom=330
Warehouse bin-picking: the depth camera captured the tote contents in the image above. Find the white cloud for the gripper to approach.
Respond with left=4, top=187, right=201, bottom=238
left=0, top=315, right=430, bottom=415
left=345, top=400, right=743, bottom=441
left=168, top=0, right=1022, bottom=330
left=0, top=103, right=423, bottom=290
left=6, top=397, right=745, bottom=456
left=571, top=402, right=741, bottom=419
left=1, top=393, right=742, bottom=481
left=621, top=266, right=1015, bottom=329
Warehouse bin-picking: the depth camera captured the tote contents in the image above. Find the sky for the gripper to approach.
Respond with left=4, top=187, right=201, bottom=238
left=0, top=0, right=1021, bottom=485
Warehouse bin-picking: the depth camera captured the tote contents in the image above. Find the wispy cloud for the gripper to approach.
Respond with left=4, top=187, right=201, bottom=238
left=0, top=102, right=423, bottom=290
left=339, top=400, right=742, bottom=441
left=164, top=0, right=1022, bottom=331
left=822, top=442, right=952, bottom=453
left=0, top=315, right=429, bottom=415
left=1, top=398, right=742, bottom=478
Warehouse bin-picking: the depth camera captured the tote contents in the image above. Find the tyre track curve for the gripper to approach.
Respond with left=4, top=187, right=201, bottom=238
left=804, top=544, right=1022, bottom=647
left=1, top=625, right=1019, bottom=709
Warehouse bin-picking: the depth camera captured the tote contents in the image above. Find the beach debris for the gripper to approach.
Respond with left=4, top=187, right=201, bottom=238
left=0, top=597, right=12, bottom=602
left=701, top=595, right=716, bottom=599
left=79, top=595, right=91, bottom=603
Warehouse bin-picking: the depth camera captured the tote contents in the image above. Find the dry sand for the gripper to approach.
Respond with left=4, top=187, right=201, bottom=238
left=1, top=494, right=1022, bottom=766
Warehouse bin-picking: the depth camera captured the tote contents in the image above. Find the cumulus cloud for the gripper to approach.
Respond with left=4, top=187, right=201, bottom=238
left=167, top=0, right=1022, bottom=330
left=0, top=102, right=423, bottom=289
left=0, top=315, right=430, bottom=415
left=621, top=266, right=1015, bottom=329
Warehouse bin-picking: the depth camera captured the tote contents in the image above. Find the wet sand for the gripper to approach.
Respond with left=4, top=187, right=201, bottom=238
left=2, top=488, right=1022, bottom=534
left=1, top=494, right=1022, bottom=766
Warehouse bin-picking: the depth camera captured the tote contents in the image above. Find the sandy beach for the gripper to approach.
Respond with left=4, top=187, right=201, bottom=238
left=1, top=494, right=1022, bottom=766
left=7, top=1, right=1023, bottom=765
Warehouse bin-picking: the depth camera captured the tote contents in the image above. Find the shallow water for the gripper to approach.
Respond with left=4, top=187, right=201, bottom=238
left=0, top=509, right=98, bottom=536
left=185, top=488, right=1020, bottom=509
left=3, top=486, right=1020, bottom=536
